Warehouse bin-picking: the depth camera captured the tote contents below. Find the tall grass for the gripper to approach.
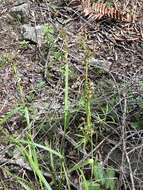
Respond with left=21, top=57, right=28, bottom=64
left=63, top=36, right=69, bottom=131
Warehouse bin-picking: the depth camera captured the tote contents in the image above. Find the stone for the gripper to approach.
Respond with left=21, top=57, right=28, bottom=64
left=21, top=24, right=45, bottom=45
left=14, top=0, right=29, bottom=6
left=89, top=58, right=112, bottom=72
left=9, top=1, right=30, bottom=23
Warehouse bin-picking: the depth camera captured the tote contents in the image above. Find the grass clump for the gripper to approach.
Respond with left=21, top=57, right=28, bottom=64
left=0, top=53, right=14, bottom=68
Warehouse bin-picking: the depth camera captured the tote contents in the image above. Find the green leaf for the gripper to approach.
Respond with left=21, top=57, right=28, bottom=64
left=18, top=181, right=33, bottom=190
left=104, top=168, right=116, bottom=190
left=82, top=180, right=102, bottom=190
left=93, top=162, right=104, bottom=184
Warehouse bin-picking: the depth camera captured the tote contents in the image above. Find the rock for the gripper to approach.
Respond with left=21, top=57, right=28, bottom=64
left=89, top=58, right=112, bottom=72
left=14, top=0, right=29, bottom=6
left=9, top=1, right=30, bottom=23
left=21, top=24, right=45, bottom=45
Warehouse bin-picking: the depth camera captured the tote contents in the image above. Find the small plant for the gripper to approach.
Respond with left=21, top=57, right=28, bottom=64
left=11, top=107, right=63, bottom=190
left=43, top=24, right=55, bottom=49
left=19, top=40, right=29, bottom=49
left=43, top=24, right=64, bottom=82
left=59, top=29, right=70, bottom=131
left=71, top=159, right=117, bottom=190
left=43, top=24, right=64, bottom=61
left=0, top=105, right=26, bottom=127
left=12, top=63, right=25, bottom=103
left=77, top=33, right=94, bottom=145
left=14, top=138, right=60, bottom=190
left=0, top=53, right=14, bottom=68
